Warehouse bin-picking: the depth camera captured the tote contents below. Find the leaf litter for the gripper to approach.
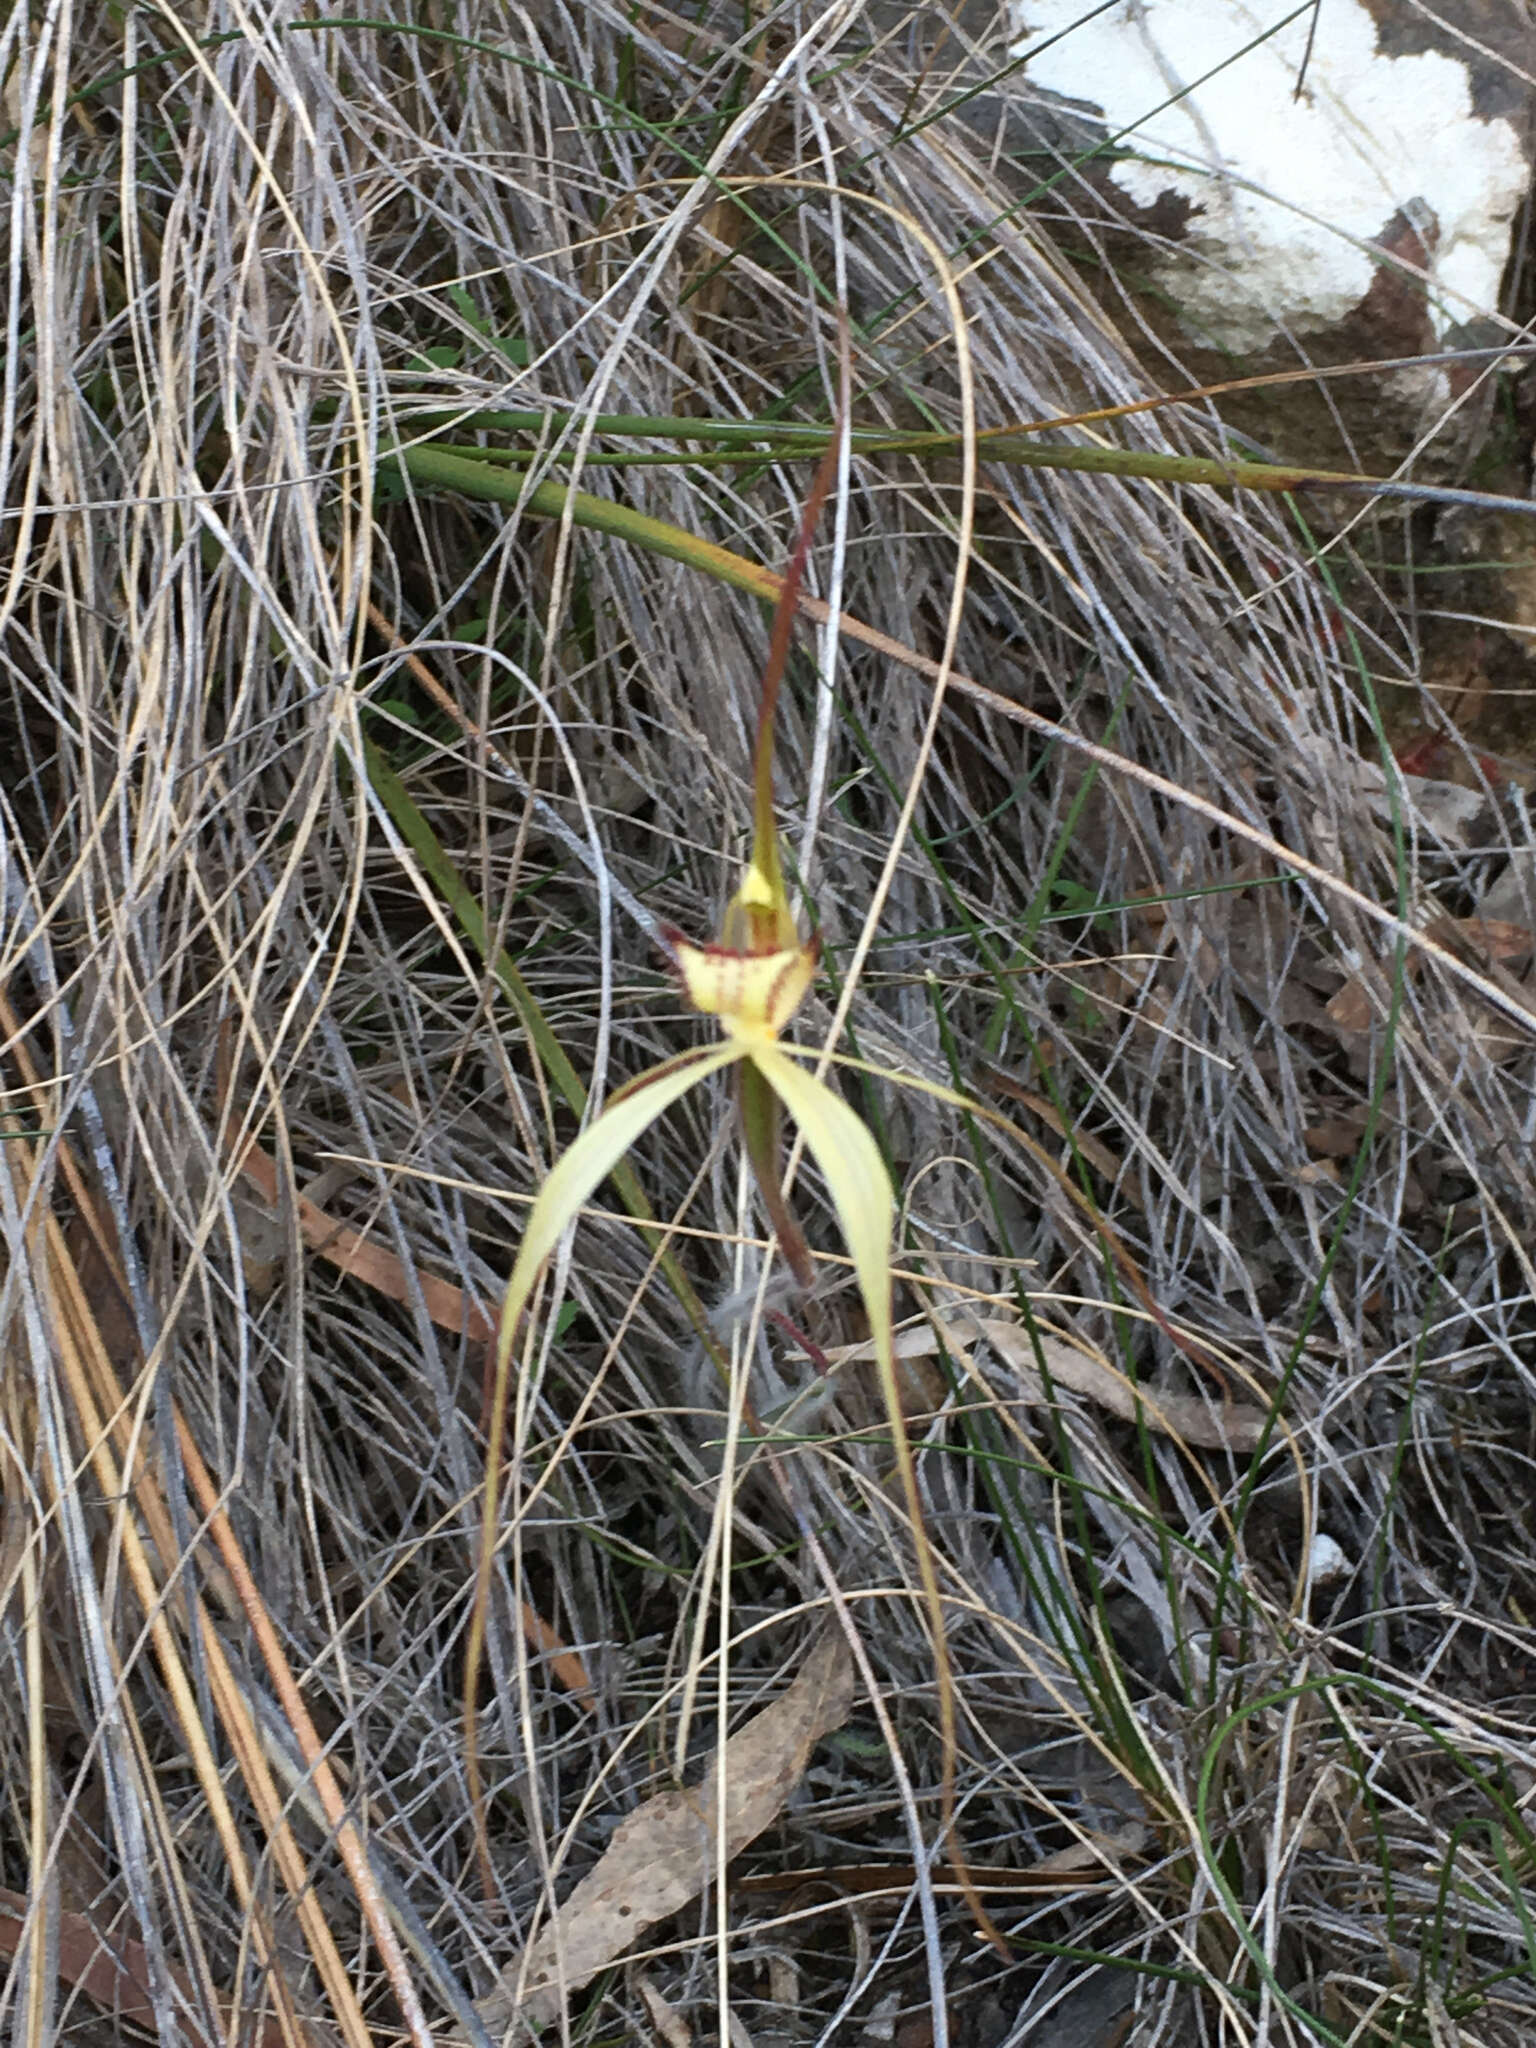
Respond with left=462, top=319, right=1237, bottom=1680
left=802, top=1312, right=1271, bottom=1453
left=470, top=1631, right=856, bottom=2036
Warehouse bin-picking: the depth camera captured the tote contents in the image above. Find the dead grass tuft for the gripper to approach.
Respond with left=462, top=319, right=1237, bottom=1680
left=2, top=6, right=1536, bottom=2046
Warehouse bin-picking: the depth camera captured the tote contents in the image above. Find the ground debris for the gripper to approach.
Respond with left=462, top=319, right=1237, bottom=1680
left=471, top=1632, right=856, bottom=2036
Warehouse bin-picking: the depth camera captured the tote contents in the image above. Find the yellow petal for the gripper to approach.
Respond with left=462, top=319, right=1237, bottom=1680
left=496, top=1041, right=746, bottom=1353
left=468, top=1039, right=747, bottom=1857
left=749, top=1044, right=894, bottom=1355
left=748, top=1043, right=990, bottom=1932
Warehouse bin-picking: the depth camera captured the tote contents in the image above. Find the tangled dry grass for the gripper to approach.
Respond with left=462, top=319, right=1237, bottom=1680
left=4, top=5, right=1536, bottom=2046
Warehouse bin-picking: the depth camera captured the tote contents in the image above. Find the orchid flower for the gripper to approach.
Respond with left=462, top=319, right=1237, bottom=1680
left=465, top=438, right=1002, bottom=1954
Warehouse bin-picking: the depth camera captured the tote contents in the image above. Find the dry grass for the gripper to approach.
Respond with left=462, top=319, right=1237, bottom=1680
left=3, top=5, right=1536, bottom=2047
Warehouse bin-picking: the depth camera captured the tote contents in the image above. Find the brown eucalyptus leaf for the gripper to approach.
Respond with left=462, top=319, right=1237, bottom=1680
left=475, top=1631, right=856, bottom=2035
left=813, top=1317, right=1269, bottom=1453
left=977, top=1319, right=1269, bottom=1451
left=0, top=1887, right=338, bottom=2048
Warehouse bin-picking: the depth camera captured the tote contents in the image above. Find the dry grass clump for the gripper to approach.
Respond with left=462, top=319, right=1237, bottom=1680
left=2, top=5, right=1536, bottom=2047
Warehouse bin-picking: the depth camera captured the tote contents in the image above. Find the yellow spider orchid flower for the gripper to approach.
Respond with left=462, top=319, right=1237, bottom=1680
left=464, top=432, right=1004, bottom=1957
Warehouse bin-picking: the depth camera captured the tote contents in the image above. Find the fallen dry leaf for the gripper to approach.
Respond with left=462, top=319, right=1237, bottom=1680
left=1326, top=916, right=1533, bottom=1039
left=1324, top=977, right=1376, bottom=1033
left=1304, top=1116, right=1368, bottom=1159
left=473, top=1631, right=856, bottom=2035
left=735, top=1824, right=1145, bottom=1901
left=237, top=1140, right=494, bottom=1343
left=514, top=1602, right=597, bottom=1713
left=809, top=1316, right=1268, bottom=1454
left=0, top=1887, right=339, bottom=2048
left=977, top=1319, right=1269, bottom=1451
left=635, top=1975, right=693, bottom=2048
left=1425, top=914, right=1534, bottom=966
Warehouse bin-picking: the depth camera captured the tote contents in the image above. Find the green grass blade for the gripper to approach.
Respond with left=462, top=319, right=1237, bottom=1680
left=395, top=429, right=1404, bottom=508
